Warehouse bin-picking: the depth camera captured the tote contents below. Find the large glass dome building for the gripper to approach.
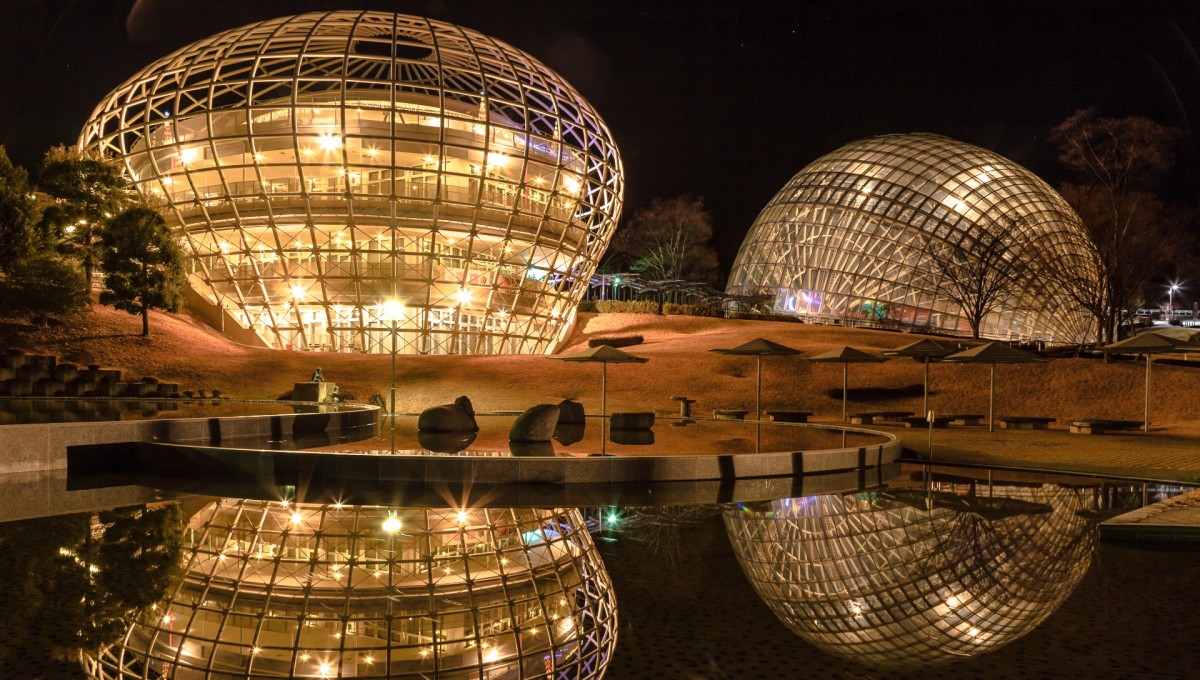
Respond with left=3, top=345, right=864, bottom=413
left=80, top=11, right=623, bottom=355
left=85, top=500, right=617, bottom=679
left=726, top=134, right=1097, bottom=343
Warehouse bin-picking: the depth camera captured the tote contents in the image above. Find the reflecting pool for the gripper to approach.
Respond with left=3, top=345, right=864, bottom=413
left=2, top=466, right=1197, bottom=679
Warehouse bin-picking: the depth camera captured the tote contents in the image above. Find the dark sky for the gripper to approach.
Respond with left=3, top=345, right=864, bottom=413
left=3, top=0, right=1200, bottom=274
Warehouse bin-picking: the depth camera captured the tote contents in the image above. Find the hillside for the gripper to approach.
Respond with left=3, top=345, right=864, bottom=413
left=3, top=305, right=1200, bottom=430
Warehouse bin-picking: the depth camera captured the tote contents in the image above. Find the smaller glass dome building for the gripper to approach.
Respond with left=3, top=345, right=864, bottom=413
left=84, top=500, right=617, bottom=679
left=723, top=486, right=1095, bottom=667
left=726, top=133, right=1098, bottom=342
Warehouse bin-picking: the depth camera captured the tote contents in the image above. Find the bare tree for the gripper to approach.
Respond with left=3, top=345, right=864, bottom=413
left=1049, top=108, right=1193, bottom=342
left=608, top=195, right=719, bottom=284
left=924, top=215, right=1028, bottom=339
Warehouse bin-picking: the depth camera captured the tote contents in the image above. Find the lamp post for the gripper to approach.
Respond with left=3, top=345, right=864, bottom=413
left=1168, top=282, right=1181, bottom=323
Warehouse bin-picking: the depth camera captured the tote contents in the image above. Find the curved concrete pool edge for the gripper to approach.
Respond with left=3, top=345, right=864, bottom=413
left=0, top=401, right=380, bottom=474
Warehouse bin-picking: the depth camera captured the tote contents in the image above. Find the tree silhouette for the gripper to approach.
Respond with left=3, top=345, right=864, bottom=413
left=1049, top=108, right=1193, bottom=342
left=99, top=205, right=186, bottom=336
left=923, top=214, right=1029, bottom=339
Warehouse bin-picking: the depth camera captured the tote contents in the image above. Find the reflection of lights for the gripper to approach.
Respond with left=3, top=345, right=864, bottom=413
left=850, top=601, right=863, bottom=616
left=946, top=595, right=960, bottom=608
left=382, top=513, right=402, bottom=533
left=968, top=627, right=981, bottom=638
left=484, top=647, right=499, bottom=662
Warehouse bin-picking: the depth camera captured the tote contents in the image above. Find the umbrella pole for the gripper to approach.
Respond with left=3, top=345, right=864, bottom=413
left=842, top=363, right=849, bottom=422
left=756, top=355, right=762, bottom=421
left=923, top=357, right=930, bottom=417
left=1145, top=355, right=1151, bottom=432
left=989, top=363, right=996, bottom=433
left=601, top=362, right=608, bottom=444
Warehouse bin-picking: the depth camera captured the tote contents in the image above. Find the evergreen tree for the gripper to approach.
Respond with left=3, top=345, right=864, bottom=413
left=0, top=145, right=45, bottom=272
left=0, top=254, right=90, bottom=325
left=39, top=145, right=129, bottom=289
left=99, top=205, right=185, bottom=337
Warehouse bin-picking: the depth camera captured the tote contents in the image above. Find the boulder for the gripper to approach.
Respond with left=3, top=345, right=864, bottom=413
left=418, top=431, right=477, bottom=453
left=510, top=441, right=556, bottom=457
left=510, top=404, right=561, bottom=442
left=557, top=399, right=586, bottom=425
left=554, top=422, right=586, bottom=445
left=418, top=395, right=479, bottom=433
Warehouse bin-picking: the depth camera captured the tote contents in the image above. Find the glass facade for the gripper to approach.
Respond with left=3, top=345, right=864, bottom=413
left=723, top=486, right=1094, bottom=667
left=726, top=134, right=1097, bottom=342
left=80, top=11, right=623, bottom=355
left=84, top=500, right=617, bottom=679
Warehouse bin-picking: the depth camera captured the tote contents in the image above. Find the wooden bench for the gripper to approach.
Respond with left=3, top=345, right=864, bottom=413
left=942, top=414, right=985, bottom=426
left=997, top=416, right=1056, bottom=430
left=1069, top=419, right=1143, bottom=435
left=713, top=409, right=750, bottom=420
left=849, top=411, right=913, bottom=425
left=767, top=410, right=812, bottom=423
left=900, top=416, right=951, bottom=428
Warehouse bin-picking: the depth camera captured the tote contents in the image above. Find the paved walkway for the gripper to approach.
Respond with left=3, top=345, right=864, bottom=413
left=841, top=420, right=1200, bottom=483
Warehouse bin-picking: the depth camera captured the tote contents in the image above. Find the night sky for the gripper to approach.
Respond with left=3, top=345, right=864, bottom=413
left=3, top=0, right=1199, bottom=276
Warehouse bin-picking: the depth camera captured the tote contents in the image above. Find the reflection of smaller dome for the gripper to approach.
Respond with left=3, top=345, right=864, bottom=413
left=87, top=500, right=617, bottom=679
left=723, top=485, right=1095, bottom=667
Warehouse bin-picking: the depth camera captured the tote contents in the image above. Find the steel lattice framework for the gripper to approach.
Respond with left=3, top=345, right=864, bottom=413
left=723, top=485, right=1095, bottom=667
left=80, top=11, right=623, bottom=355
left=85, top=499, right=617, bottom=679
left=726, top=133, right=1097, bottom=343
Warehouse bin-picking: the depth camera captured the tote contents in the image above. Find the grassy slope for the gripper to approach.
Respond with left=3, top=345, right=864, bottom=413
left=3, top=305, right=1199, bottom=428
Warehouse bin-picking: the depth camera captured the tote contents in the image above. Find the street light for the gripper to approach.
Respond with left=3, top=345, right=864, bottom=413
left=1168, top=281, right=1182, bottom=324
left=382, top=299, right=405, bottom=443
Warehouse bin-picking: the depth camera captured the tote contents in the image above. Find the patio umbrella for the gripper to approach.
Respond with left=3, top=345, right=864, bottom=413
left=806, top=346, right=887, bottom=421
left=942, top=342, right=1048, bottom=432
left=550, top=344, right=649, bottom=440
left=710, top=338, right=803, bottom=420
left=882, top=339, right=960, bottom=417
left=1098, top=330, right=1199, bottom=432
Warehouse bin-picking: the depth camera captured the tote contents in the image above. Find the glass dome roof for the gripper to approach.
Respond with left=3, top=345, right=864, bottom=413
left=726, top=133, right=1097, bottom=343
left=81, top=11, right=623, bottom=355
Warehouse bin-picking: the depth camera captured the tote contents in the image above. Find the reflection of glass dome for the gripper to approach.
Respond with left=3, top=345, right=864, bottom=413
left=80, top=11, right=623, bottom=355
left=85, top=500, right=617, bottom=678
left=723, top=485, right=1094, bottom=667
left=726, top=133, right=1096, bottom=342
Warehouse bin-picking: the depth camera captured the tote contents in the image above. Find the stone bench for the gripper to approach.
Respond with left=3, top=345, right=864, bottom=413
left=943, top=414, right=985, bottom=426
left=670, top=396, right=697, bottom=418
left=849, top=411, right=913, bottom=425
left=611, top=412, right=655, bottom=430
left=1069, top=419, right=1143, bottom=435
left=997, top=416, right=1056, bottom=430
left=713, top=409, right=750, bottom=420
left=767, top=410, right=812, bottom=423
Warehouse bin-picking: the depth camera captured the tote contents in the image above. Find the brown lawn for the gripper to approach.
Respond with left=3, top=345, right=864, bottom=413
left=4, top=305, right=1200, bottom=434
